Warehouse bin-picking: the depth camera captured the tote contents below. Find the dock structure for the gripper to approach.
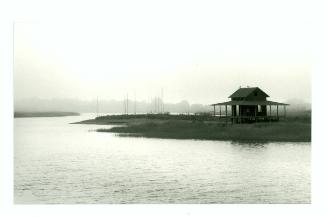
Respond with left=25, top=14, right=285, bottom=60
left=211, top=87, right=289, bottom=123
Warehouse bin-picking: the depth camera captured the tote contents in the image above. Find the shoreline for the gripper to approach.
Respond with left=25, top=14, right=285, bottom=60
left=73, top=114, right=311, bottom=143
left=14, top=111, right=80, bottom=118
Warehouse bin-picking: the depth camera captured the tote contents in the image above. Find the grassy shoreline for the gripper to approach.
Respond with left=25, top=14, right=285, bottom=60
left=73, top=114, right=311, bottom=142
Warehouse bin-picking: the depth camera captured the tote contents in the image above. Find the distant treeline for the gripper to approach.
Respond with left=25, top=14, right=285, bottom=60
left=14, top=98, right=310, bottom=114
left=14, top=111, right=80, bottom=118
left=15, top=98, right=211, bottom=114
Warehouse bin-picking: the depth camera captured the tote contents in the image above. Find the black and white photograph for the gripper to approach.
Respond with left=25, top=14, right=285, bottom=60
left=1, top=0, right=327, bottom=216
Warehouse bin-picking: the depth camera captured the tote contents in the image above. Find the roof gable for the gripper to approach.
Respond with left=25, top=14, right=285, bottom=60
left=229, top=87, right=269, bottom=98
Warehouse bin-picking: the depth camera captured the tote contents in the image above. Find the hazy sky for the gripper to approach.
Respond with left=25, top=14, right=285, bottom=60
left=14, top=0, right=311, bottom=104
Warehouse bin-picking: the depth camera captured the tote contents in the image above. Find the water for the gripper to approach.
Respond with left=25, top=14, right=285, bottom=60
left=14, top=114, right=310, bottom=203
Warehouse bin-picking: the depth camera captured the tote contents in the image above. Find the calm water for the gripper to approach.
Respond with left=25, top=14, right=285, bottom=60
left=14, top=114, right=310, bottom=204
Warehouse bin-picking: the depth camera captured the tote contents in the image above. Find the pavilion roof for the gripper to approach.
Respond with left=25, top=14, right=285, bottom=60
left=229, top=87, right=269, bottom=98
left=211, top=100, right=289, bottom=106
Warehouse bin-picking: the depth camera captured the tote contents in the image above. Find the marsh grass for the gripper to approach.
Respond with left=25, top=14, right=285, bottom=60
left=95, top=115, right=311, bottom=142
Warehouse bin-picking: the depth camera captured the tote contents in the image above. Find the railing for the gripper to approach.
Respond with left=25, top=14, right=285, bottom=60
left=216, top=115, right=285, bottom=123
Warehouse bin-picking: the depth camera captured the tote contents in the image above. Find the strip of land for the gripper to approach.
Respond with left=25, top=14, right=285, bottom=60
left=14, top=111, right=80, bottom=118
left=73, top=113, right=311, bottom=142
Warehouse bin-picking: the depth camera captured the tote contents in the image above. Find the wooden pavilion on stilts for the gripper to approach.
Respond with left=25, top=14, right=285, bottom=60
left=211, top=87, right=289, bottom=123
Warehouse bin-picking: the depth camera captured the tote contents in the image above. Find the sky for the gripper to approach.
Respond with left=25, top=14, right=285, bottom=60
left=14, top=0, right=312, bottom=105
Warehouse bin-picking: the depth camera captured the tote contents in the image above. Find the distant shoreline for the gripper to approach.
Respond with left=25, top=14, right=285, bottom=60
left=14, top=111, right=80, bottom=118
left=73, top=114, right=311, bottom=142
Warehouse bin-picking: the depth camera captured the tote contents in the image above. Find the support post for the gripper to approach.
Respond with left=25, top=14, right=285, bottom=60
left=231, top=105, right=234, bottom=124
left=277, top=105, right=279, bottom=119
left=219, top=105, right=221, bottom=119
left=213, top=105, right=216, bottom=116
left=238, top=105, right=241, bottom=123
left=225, top=105, right=227, bottom=123
left=254, top=106, right=257, bottom=122
left=284, top=105, right=286, bottom=118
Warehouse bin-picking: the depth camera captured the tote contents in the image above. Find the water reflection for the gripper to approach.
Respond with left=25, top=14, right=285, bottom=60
left=230, top=141, right=267, bottom=148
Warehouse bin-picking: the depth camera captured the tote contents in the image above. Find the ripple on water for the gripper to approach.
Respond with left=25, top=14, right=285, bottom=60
left=14, top=115, right=311, bottom=203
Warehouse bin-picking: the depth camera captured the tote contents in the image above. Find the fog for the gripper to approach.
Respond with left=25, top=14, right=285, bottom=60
left=13, top=97, right=310, bottom=114
left=14, top=1, right=311, bottom=112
